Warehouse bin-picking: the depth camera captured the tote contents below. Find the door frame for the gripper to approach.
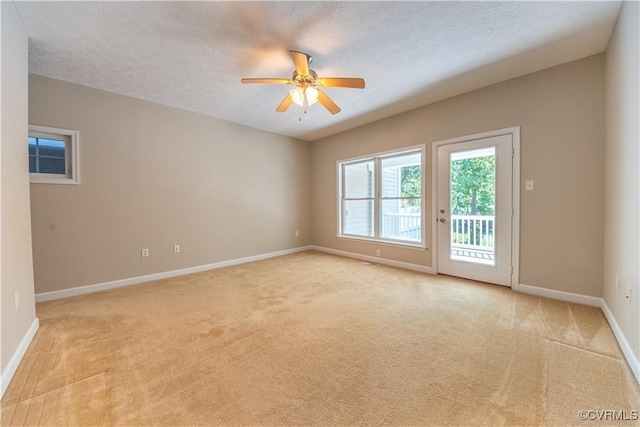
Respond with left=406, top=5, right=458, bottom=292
left=431, top=127, right=520, bottom=288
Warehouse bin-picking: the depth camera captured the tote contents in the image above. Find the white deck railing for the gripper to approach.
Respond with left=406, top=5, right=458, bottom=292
left=451, top=215, right=494, bottom=251
left=382, top=212, right=421, bottom=241
left=378, top=213, right=495, bottom=249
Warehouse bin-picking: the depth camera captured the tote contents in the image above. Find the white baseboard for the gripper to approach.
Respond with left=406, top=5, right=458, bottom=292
left=35, top=246, right=313, bottom=303
left=1, top=317, right=39, bottom=399
left=517, top=283, right=639, bottom=384
left=600, top=300, right=640, bottom=383
left=308, top=245, right=436, bottom=274
left=517, top=283, right=602, bottom=307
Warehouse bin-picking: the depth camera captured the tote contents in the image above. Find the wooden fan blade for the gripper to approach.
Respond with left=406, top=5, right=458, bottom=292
left=276, top=93, right=294, bottom=112
left=241, top=78, right=291, bottom=84
left=317, top=90, right=341, bottom=115
left=290, top=50, right=310, bottom=76
left=318, top=77, right=365, bottom=89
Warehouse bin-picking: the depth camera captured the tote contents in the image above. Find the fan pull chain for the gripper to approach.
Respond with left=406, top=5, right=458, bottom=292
left=298, top=88, right=309, bottom=122
left=298, top=106, right=307, bottom=122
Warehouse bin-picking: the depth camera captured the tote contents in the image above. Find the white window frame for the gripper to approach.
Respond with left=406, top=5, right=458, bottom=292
left=29, top=124, right=80, bottom=185
left=337, top=144, right=427, bottom=249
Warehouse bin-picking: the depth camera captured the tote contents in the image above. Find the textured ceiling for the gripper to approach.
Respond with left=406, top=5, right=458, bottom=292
left=15, top=1, right=621, bottom=141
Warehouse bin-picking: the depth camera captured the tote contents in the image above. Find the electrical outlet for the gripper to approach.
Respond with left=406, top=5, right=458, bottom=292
left=14, top=291, right=19, bottom=309
left=295, top=230, right=299, bottom=237
left=141, top=248, right=149, bottom=258
left=376, top=249, right=381, bottom=257
left=174, top=244, right=180, bottom=253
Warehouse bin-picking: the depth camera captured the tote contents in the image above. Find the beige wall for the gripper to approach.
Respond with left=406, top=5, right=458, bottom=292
left=30, top=55, right=609, bottom=300
left=604, top=1, right=639, bottom=359
left=311, top=55, right=605, bottom=297
left=1, top=2, right=37, bottom=376
left=29, top=75, right=310, bottom=294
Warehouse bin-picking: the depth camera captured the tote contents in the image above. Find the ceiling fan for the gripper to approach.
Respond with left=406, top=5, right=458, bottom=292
left=241, top=50, right=365, bottom=117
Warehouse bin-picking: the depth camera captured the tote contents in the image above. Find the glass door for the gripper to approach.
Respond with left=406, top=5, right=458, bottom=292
left=436, top=134, right=513, bottom=286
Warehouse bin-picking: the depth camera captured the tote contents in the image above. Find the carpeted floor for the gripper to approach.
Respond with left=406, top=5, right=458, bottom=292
left=2, top=251, right=639, bottom=426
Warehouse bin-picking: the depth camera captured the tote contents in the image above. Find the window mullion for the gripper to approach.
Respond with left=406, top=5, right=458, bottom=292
left=374, top=157, right=381, bottom=239
left=341, top=163, right=346, bottom=235
left=35, top=138, right=40, bottom=173
left=380, top=197, right=421, bottom=200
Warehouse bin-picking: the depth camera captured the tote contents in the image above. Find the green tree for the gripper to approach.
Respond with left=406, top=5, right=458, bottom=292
left=401, top=165, right=421, bottom=208
left=450, top=156, right=494, bottom=215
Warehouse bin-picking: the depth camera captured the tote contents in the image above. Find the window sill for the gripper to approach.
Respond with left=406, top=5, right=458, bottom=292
left=336, top=235, right=428, bottom=251
left=29, top=175, right=79, bottom=185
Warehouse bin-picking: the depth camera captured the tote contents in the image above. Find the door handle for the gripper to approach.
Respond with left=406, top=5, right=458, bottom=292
left=438, top=218, right=449, bottom=224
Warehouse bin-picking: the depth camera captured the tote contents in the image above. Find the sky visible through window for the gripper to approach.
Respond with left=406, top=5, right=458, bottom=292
left=29, top=137, right=65, bottom=149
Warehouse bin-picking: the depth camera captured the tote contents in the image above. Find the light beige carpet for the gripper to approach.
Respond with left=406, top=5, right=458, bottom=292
left=2, top=251, right=638, bottom=426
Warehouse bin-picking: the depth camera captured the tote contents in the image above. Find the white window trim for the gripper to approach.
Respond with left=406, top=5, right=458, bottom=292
left=336, top=144, right=427, bottom=249
left=29, top=124, right=80, bottom=185
left=335, top=235, right=427, bottom=250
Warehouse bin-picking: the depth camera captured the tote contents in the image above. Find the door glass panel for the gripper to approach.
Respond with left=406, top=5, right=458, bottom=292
left=449, top=147, right=495, bottom=265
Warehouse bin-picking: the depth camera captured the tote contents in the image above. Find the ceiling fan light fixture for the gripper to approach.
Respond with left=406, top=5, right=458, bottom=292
left=241, top=50, right=363, bottom=115
left=290, top=86, right=319, bottom=106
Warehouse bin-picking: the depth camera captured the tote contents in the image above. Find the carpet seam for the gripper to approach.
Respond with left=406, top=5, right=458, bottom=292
left=544, top=338, right=622, bottom=362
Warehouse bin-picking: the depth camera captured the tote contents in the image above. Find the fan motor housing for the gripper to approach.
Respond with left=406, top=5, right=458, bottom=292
left=292, top=69, right=318, bottom=87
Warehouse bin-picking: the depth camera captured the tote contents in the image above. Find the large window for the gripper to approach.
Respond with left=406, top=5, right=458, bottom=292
left=339, top=146, right=424, bottom=246
left=28, top=125, right=79, bottom=184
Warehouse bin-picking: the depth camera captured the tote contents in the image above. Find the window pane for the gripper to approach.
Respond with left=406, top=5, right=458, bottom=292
left=381, top=152, right=421, bottom=198
left=344, top=161, right=374, bottom=199
left=28, top=137, right=37, bottom=155
left=450, top=147, right=495, bottom=215
left=28, top=126, right=78, bottom=184
left=343, top=200, right=374, bottom=237
left=39, top=157, right=66, bottom=174
left=380, top=199, right=421, bottom=242
left=38, top=138, right=66, bottom=158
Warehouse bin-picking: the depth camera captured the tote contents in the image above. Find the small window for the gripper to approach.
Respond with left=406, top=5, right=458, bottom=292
left=28, top=125, right=79, bottom=184
left=338, top=145, right=425, bottom=247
